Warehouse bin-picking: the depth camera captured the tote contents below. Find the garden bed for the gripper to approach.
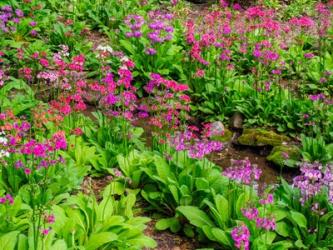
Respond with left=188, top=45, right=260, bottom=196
left=0, top=0, right=332, bottom=250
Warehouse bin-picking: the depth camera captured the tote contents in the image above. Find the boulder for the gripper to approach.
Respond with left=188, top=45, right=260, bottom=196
left=267, top=145, right=301, bottom=168
left=229, top=112, right=244, bottom=130
left=210, top=121, right=225, bottom=136
left=237, top=128, right=290, bottom=147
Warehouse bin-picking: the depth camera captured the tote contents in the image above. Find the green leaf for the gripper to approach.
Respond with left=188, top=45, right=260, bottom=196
left=0, top=231, right=19, bottom=250
left=273, top=209, right=288, bottom=221
left=276, top=222, right=290, bottom=237
left=196, top=178, right=210, bottom=190
left=211, top=228, right=232, bottom=246
left=290, top=211, right=307, bottom=228
left=17, top=234, right=27, bottom=250
left=177, top=206, right=214, bottom=228
left=85, top=232, right=118, bottom=250
left=154, top=155, right=172, bottom=183
left=214, top=194, right=229, bottom=222
left=51, top=240, right=67, bottom=250
left=295, top=239, right=307, bottom=249
left=156, top=217, right=179, bottom=231
left=119, top=39, right=135, bottom=55
left=271, top=240, right=294, bottom=249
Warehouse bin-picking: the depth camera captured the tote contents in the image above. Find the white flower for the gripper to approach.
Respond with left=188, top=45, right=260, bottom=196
left=0, top=149, right=9, bottom=158
left=96, top=45, right=113, bottom=53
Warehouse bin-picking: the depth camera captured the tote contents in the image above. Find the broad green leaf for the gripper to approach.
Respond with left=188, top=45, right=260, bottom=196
left=51, top=240, right=67, bottom=250
left=276, top=222, right=290, bottom=237
left=85, top=232, right=118, bottom=250
left=211, top=228, right=232, bottom=246
left=214, top=194, right=229, bottom=222
left=0, top=231, right=19, bottom=250
left=290, top=211, right=307, bottom=228
left=177, top=206, right=214, bottom=228
left=156, top=217, right=177, bottom=231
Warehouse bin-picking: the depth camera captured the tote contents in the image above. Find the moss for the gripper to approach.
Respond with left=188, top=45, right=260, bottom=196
left=267, top=145, right=301, bottom=168
left=237, top=128, right=290, bottom=147
left=211, top=129, right=233, bottom=142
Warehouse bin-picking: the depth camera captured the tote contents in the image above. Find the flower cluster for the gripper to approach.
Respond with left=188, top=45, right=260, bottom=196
left=124, top=11, right=175, bottom=56
left=293, top=162, right=333, bottom=204
left=242, top=194, right=276, bottom=231
left=0, top=193, right=14, bottom=205
left=143, top=73, right=190, bottom=130
left=147, top=10, right=174, bottom=44
left=169, top=130, right=224, bottom=159
left=0, top=6, right=24, bottom=33
left=231, top=225, right=250, bottom=250
left=223, top=158, right=262, bottom=185
left=124, top=15, right=145, bottom=38
left=41, top=213, right=55, bottom=236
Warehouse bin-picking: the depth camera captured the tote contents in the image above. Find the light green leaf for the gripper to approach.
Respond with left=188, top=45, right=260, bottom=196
left=85, top=232, right=118, bottom=250
left=0, top=231, right=19, bottom=250
left=276, top=222, right=290, bottom=237
left=290, top=211, right=307, bottom=228
left=211, top=228, right=232, bottom=246
left=177, top=206, right=214, bottom=228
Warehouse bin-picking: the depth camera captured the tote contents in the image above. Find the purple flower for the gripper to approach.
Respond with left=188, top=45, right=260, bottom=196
left=231, top=225, right=250, bottom=250
left=259, top=194, right=274, bottom=205
left=242, top=207, right=259, bottom=220
left=145, top=48, right=157, bottom=55
left=29, top=21, right=37, bottom=27
left=293, top=162, right=333, bottom=204
left=223, top=158, right=262, bottom=185
left=30, top=30, right=38, bottom=36
left=124, top=15, right=144, bottom=31
left=256, top=217, right=276, bottom=230
left=304, top=53, right=314, bottom=59
left=309, top=93, right=325, bottom=101
left=105, top=93, right=118, bottom=105
left=15, top=9, right=24, bottom=18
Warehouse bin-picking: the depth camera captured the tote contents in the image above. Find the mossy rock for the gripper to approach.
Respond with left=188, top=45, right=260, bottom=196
left=211, top=128, right=233, bottom=142
left=267, top=145, right=301, bottom=168
left=237, top=128, right=290, bottom=147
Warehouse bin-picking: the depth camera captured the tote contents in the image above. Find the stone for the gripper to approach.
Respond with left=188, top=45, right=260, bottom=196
left=210, top=121, right=225, bottom=136
left=267, top=145, right=301, bottom=168
left=237, top=128, right=290, bottom=147
left=229, top=112, right=244, bottom=130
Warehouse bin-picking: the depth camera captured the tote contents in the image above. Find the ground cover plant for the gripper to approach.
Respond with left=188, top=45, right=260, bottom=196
left=0, top=0, right=333, bottom=249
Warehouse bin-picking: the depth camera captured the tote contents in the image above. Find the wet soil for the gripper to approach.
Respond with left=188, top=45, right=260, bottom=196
left=144, top=220, right=199, bottom=250
left=209, top=144, right=296, bottom=187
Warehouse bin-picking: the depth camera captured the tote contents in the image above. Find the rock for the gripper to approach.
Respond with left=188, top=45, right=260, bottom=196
left=267, top=145, right=301, bottom=168
left=211, top=128, right=233, bottom=142
left=237, top=128, right=290, bottom=147
left=210, top=121, right=225, bottom=136
left=229, top=112, right=244, bottom=130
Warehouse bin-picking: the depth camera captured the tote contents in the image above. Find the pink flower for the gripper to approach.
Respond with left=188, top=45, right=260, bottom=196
left=289, top=16, right=315, bottom=28
left=242, top=207, right=259, bottom=220
left=304, top=53, right=314, bottom=59
left=231, top=225, right=250, bottom=250
left=39, top=58, right=49, bottom=68
left=194, top=69, right=205, bottom=78
left=41, top=228, right=50, bottom=236
left=46, top=214, right=55, bottom=224
left=24, top=168, right=32, bottom=175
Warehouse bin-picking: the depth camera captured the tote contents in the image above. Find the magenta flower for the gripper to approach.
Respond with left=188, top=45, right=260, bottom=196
left=231, top=225, right=250, bottom=250
left=223, top=158, right=262, bottom=185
